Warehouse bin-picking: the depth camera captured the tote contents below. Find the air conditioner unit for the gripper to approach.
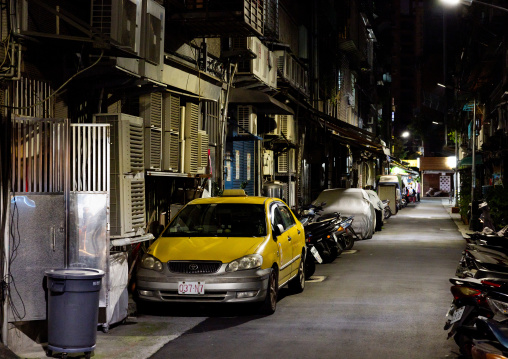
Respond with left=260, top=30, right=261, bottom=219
left=231, top=37, right=256, bottom=55
left=278, top=114, right=295, bottom=143
left=266, top=115, right=281, bottom=136
left=277, top=149, right=295, bottom=173
left=267, top=51, right=277, bottom=89
left=274, top=50, right=291, bottom=83
left=139, top=0, right=165, bottom=83
left=197, top=130, right=209, bottom=174
left=236, top=37, right=270, bottom=86
left=263, top=150, right=274, bottom=176
left=162, top=94, right=181, bottom=172
left=140, top=92, right=162, bottom=170
left=184, top=102, right=200, bottom=174
left=91, top=0, right=142, bottom=75
left=93, top=113, right=146, bottom=238
left=237, top=105, right=257, bottom=136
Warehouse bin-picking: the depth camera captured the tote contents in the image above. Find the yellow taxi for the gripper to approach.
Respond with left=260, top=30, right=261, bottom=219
left=135, top=189, right=307, bottom=314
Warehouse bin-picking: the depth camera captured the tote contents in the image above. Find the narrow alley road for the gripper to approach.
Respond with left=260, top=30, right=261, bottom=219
left=147, top=198, right=465, bottom=359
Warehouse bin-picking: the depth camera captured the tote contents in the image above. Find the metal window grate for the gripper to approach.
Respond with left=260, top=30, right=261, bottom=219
left=70, top=124, right=110, bottom=192
left=11, top=116, right=67, bottom=193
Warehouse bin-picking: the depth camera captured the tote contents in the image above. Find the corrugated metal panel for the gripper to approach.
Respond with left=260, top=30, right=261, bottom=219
left=226, top=140, right=255, bottom=195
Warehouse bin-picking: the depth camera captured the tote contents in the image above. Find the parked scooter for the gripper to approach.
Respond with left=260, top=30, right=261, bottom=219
left=444, top=277, right=508, bottom=357
left=299, top=204, right=345, bottom=263
left=299, top=215, right=323, bottom=279
left=382, top=199, right=392, bottom=219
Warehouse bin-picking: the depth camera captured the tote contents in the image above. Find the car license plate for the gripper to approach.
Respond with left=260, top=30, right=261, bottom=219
left=310, top=246, right=323, bottom=263
left=447, top=305, right=465, bottom=325
left=178, top=281, right=205, bottom=295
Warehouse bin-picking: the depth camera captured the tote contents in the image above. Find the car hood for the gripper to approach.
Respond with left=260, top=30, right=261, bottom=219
left=149, top=236, right=266, bottom=263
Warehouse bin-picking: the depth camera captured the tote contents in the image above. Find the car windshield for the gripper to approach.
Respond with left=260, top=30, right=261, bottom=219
left=163, top=203, right=267, bottom=237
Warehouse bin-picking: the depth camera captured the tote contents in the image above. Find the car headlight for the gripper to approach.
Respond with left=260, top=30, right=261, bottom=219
left=226, top=254, right=263, bottom=272
left=140, top=254, right=163, bottom=272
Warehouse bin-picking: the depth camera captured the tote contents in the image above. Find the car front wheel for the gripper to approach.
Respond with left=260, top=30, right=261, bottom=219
left=259, top=268, right=278, bottom=315
left=289, top=254, right=305, bottom=293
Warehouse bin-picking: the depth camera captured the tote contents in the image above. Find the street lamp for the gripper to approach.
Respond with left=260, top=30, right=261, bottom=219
left=440, top=0, right=508, bottom=13
left=401, top=131, right=410, bottom=138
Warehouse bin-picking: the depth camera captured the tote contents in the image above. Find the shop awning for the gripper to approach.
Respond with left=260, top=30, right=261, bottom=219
left=458, top=154, right=483, bottom=168
left=229, top=88, right=295, bottom=115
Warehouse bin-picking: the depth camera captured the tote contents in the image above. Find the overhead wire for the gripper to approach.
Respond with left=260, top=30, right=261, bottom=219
left=0, top=50, right=105, bottom=110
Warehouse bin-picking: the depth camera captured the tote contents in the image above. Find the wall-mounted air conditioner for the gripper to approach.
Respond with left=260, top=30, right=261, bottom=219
left=91, top=0, right=142, bottom=75
left=140, top=92, right=162, bottom=170
left=275, top=50, right=291, bottom=83
left=277, top=149, right=295, bottom=173
left=274, top=50, right=308, bottom=96
left=139, top=0, right=165, bottom=84
left=267, top=51, right=277, bottom=89
left=197, top=130, right=209, bottom=174
left=93, top=113, right=146, bottom=238
left=231, top=37, right=256, bottom=56
left=184, top=102, right=199, bottom=174
left=162, top=94, right=181, bottom=172
left=263, top=150, right=274, bottom=176
left=237, top=105, right=257, bottom=136
left=236, top=37, right=270, bottom=86
left=266, top=115, right=280, bottom=136
left=277, top=114, right=295, bottom=143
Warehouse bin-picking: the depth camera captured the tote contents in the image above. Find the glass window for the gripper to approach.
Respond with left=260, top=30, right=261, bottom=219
left=163, top=203, right=266, bottom=237
left=271, top=205, right=285, bottom=232
left=278, top=204, right=296, bottom=229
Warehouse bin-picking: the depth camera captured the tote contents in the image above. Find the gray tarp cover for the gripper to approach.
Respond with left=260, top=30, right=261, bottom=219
left=366, top=190, right=384, bottom=211
left=312, top=188, right=375, bottom=240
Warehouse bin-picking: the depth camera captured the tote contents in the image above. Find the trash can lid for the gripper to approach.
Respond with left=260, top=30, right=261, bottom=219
left=45, top=268, right=105, bottom=280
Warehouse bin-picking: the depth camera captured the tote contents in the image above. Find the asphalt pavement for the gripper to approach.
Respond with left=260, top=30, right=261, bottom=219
left=7, top=197, right=469, bottom=359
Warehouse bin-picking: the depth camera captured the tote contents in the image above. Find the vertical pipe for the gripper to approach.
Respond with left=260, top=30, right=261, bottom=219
left=93, top=126, right=97, bottom=191
left=22, top=119, right=26, bottom=192
left=11, top=119, right=16, bottom=192
left=49, top=121, right=53, bottom=192
left=98, top=126, right=103, bottom=192
left=71, top=126, right=75, bottom=191
left=38, top=121, right=43, bottom=192
left=63, top=118, right=70, bottom=267
left=2, top=194, right=10, bottom=345
left=44, top=120, right=48, bottom=192
left=454, top=126, right=458, bottom=207
left=77, top=124, right=81, bottom=191
left=471, top=98, right=476, bottom=209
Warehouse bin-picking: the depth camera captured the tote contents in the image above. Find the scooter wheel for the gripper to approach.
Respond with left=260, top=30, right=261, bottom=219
left=344, top=235, right=354, bottom=250
left=454, top=332, right=473, bottom=357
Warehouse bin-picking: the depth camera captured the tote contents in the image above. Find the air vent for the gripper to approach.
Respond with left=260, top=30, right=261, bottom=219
left=163, top=94, right=181, bottom=171
left=184, top=102, right=199, bottom=174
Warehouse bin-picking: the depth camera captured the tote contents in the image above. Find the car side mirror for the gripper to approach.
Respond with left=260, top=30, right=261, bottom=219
left=272, top=224, right=284, bottom=238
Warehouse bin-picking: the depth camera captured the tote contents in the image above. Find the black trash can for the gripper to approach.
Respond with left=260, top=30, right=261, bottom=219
left=45, top=268, right=104, bottom=356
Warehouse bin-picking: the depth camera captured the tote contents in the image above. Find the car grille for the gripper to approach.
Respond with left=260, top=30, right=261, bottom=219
left=168, top=261, right=222, bottom=274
